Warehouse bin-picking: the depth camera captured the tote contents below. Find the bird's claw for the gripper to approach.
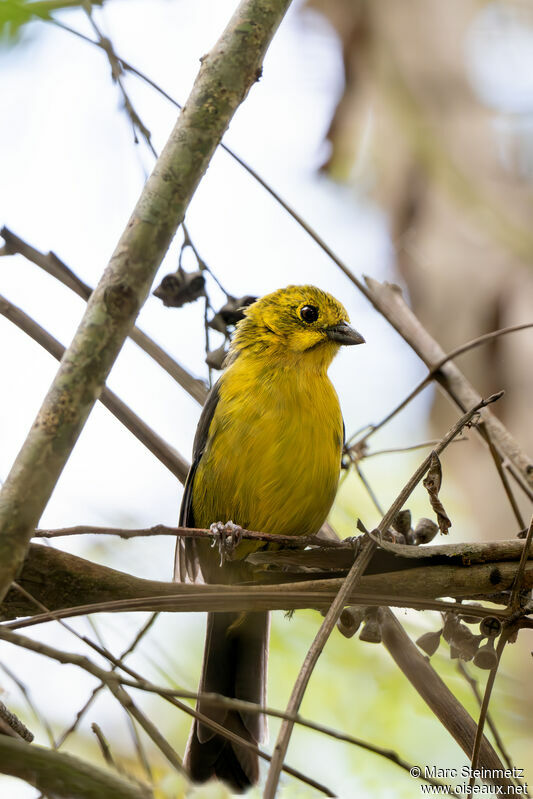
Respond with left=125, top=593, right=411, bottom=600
left=210, top=520, right=243, bottom=565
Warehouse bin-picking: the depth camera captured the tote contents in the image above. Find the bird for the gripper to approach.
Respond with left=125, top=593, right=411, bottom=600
left=175, top=284, right=364, bottom=792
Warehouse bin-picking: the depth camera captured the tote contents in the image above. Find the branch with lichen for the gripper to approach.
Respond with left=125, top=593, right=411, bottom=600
left=2, top=538, right=531, bottom=624
left=0, top=0, right=293, bottom=604
left=0, top=735, right=151, bottom=799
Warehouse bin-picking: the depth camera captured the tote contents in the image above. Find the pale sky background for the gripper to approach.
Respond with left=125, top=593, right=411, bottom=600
left=0, top=1, right=532, bottom=797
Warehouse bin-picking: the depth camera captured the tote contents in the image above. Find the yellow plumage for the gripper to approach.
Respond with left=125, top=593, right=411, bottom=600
left=178, top=284, right=364, bottom=790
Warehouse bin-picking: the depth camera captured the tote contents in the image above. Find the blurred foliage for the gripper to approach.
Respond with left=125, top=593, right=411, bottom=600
left=0, top=0, right=103, bottom=46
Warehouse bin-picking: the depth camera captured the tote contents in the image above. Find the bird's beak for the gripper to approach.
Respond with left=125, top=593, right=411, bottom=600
left=326, top=322, right=365, bottom=346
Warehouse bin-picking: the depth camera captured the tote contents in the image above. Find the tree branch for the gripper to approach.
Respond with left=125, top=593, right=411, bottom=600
left=0, top=0, right=292, bottom=602
left=0, top=735, right=151, bottom=799
left=4, top=541, right=532, bottom=622
left=3, top=542, right=532, bottom=623
left=0, top=227, right=207, bottom=405
left=0, top=295, right=190, bottom=482
left=363, top=278, right=533, bottom=492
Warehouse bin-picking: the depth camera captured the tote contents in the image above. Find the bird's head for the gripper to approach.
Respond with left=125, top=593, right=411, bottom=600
left=230, top=285, right=364, bottom=370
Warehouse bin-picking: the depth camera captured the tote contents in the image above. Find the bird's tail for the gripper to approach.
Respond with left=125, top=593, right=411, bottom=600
left=185, top=610, right=270, bottom=793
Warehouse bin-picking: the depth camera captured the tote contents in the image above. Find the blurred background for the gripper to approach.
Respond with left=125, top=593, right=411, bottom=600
left=0, top=0, right=532, bottom=796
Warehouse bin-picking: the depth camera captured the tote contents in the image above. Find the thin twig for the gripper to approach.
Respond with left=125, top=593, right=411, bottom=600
left=0, top=227, right=207, bottom=405
left=347, top=322, right=533, bottom=451
left=53, top=614, right=158, bottom=750
left=34, top=523, right=344, bottom=546
left=360, top=437, right=468, bottom=459
left=482, top=427, right=525, bottom=531
left=468, top=630, right=511, bottom=787
left=0, top=625, right=334, bottom=795
left=353, top=461, right=384, bottom=514
left=125, top=715, right=153, bottom=783
left=263, top=535, right=377, bottom=798
left=264, top=395, right=501, bottom=797
left=0, top=701, right=34, bottom=742
left=0, top=295, right=190, bottom=482
left=456, top=661, right=525, bottom=790
left=92, top=722, right=120, bottom=771
left=5, top=589, right=517, bottom=629
left=509, top=513, right=533, bottom=611
left=9, top=583, right=184, bottom=774
left=0, top=662, right=53, bottom=745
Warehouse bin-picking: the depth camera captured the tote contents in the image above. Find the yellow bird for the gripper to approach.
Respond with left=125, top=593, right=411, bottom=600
left=175, top=285, right=364, bottom=791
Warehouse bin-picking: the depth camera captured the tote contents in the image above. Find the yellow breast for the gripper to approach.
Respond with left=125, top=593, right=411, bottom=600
left=192, top=356, right=343, bottom=538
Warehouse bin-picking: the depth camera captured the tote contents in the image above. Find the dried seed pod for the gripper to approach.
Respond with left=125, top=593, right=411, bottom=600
left=423, top=452, right=452, bottom=535
left=443, top=616, right=480, bottom=661
left=217, top=295, right=257, bottom=326
left=473, top=640, right=498, bottom=670
left=153, top=268, right=205, bottom=307
left=205, top=344, right=228, bottom=370
left=337, top=607, right=365, bottom=638
left=393, top=509, right=412, bottom=536
left=381, top=529, right=406, bottom=544
left=207, top=312, right=228, bottom=334
left=412, top=518, right=439, bottom=545
left=359, top=608, right=382, bottom=644
left=416, top=630, right=442, bottom=657
left=209, top=295, right=257, bottom=334
left=479, top=617, right=502, bottom=638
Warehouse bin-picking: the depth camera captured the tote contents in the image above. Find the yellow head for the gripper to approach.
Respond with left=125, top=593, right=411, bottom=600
left=230, top=285, right=364, bottom=370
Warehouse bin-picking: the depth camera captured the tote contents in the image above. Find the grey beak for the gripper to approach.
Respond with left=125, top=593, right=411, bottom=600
left=326, top=322, right=365, bottom=346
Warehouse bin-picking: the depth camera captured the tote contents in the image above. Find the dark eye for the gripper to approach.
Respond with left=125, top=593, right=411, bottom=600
left=300, top=305, right=319, bottom=323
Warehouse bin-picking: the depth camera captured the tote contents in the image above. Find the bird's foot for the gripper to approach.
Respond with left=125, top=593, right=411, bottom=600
left=210, top=520, right=243, bottom=565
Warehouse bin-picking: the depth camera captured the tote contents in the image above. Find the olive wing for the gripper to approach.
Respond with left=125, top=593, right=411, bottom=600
left=174, top=379, right=221, bottom=582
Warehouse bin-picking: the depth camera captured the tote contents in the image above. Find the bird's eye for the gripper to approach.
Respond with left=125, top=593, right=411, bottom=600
left=300, top=305, right=319, bottom=323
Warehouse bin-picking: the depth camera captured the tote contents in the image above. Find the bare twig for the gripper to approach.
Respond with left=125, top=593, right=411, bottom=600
left=0, top=737, right=152, bottom=799
left=0, top=701, right=34, bottom=742
left=362, top=279, right=533, bottom=495
left=91, top=722, right=119, bottom=771
left=359, top=437, right=468, bottom=459
left=53, top=613, right=158, bottom=750
left=0, top=626, right=334, bottom=795
left=0, top=294, right=190, bottom=482
left=0, top=227, right=207, bottom=405
left=456, top=661, right=524, bottom=788
left=34, top=522, right=343, bottom=546
left=0, top=662, right=54, bottom=745
left=264, top=395, right=500, bottom=797
left=482, top=429, right=525, bottom=531
left=468, top=630, right=511, bottom=787
left=125, top=715, right=153, bottom=783
left=509, top=513, right=533, bottom=611
left=380, top=611, right=513, bottom=791
left=348, top=323, right=533, bottom=452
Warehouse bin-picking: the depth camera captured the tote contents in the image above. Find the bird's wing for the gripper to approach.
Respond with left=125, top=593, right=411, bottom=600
left=174, top=379, right=221, bottom=583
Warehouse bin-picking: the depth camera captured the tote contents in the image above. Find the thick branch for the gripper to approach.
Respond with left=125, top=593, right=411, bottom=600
left=2, top=544, right=531, bottom=623
left=0, top=0, right=292, bottom=602
left=0, top=735, right=151, bottom=799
